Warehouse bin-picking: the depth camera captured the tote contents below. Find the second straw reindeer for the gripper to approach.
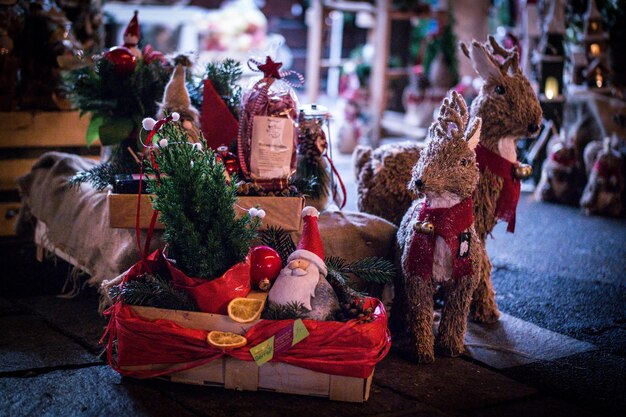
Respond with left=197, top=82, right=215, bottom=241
left=397, top=91, right=485, bottom=363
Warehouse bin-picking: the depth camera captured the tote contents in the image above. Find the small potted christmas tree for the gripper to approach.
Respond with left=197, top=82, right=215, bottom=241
left=111, top=117, right=264, bottom=314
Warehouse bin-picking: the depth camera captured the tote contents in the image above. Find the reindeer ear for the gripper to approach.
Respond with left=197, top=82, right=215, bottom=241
left=470, top=42, right=501, bottom=80
left=466, top=117, right=482, bottom=151
left=352, top=145, right=372, bottom=178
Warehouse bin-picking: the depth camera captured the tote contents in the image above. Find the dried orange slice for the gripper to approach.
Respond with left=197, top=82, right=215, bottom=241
left=207, top=331, right=247, bottom=349
left=227, top=297, right=265, bottom=323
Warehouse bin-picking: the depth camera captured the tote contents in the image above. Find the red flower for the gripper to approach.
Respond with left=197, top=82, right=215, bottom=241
left=142, top=44, right=167, bottom=65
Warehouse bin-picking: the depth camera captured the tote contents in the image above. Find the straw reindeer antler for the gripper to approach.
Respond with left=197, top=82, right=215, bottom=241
left=460, top=35, right=520, bottom=75
left=431, top=91, right=469, bottom=141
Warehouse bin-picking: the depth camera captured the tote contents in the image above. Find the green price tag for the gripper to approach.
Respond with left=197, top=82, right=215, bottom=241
left=250, top=336, right=274, bottom=366
left=292, top=319, right=309, bottom=345
left=249, top=319, right=309, bottom=366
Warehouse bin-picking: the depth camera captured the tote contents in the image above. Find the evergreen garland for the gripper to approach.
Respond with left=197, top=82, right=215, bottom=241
left=188, top=58, right=243, bottom=119
left=144, top=123, right=261, bottom=279
left=326, top=256, right=395, bottom=285
left=109, top=273, right=198, bottom=311
left=64, top=53, right=171, bottom=189
left=63, top=57, right=171, bottom=146
left=259, top=226, right=296, bottom=267
left=67, top=161, right=118, bottom=191
left=67, top=142, right=139, bottom=190
left=262, top=301, right=308, bottom=320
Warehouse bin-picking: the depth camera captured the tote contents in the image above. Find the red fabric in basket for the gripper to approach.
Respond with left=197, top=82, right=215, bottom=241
left=168, top=255, right=251, bottom=315
left=200, top=79, right=240, bottom=150
left=102, top=253, right=391, bottom=379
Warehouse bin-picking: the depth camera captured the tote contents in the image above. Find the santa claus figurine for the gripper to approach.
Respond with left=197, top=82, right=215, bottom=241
left=123, top=11, right=142, bottom=58
left=268, top=206, right=340, bottom=321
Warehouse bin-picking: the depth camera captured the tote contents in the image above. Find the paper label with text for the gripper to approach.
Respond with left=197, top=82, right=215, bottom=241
left=250, top=116, right=294, bottom=180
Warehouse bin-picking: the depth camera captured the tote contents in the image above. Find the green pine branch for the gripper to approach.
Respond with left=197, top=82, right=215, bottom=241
left=67, top=142, right=140, bottom=190
left=188, top=58, right=243, bottom=119
left=144, top=123, right=260, bottom=279
left=63, top=57, right=171, bottom=146
left=67, top=162, right=118, bottom=190
left=262, top=301, right=308, bottom=320
left=326, top=255, right=394, bottom=285
left=344, top=257, right=396, bottom=285
left=109, top=273, right=199, bottom=311
left=258, top=226, right=296, bottom=267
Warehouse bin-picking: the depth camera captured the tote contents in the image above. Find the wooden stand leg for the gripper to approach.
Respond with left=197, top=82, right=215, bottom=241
left=306, top=0, right=323, bottom=102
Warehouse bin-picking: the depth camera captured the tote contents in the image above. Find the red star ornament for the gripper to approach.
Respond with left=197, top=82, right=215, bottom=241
left=258, top=56, right=282, bottom=79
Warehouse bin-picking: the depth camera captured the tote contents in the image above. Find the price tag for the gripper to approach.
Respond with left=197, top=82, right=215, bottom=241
left=250, top=319, right=309, bottom=366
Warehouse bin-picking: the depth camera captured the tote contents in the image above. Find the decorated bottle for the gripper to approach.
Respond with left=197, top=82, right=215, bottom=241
left=294, top=104, right=332, bottom=210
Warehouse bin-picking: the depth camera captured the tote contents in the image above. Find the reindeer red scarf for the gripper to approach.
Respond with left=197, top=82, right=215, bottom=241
left=404, top=197, right=474, bottom=281
left=475, top=144, right=521, bottom=233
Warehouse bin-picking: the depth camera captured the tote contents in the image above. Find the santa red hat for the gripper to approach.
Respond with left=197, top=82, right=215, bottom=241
left=287, top=206, right=327, bottom=276
left=124, top=11, right=140, bottom=45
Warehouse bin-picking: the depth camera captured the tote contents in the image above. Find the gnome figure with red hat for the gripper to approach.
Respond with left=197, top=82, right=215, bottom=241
left=157, top=58, right=201, bottom=142
left=268, top=206, right=340, bottom=321
left=123, top=11, right=142, bottom=58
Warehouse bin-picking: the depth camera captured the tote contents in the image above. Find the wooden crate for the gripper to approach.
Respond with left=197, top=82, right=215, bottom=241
left=108, top=193, right=305, bottom=232
left=0, top=111, right=95, bottom=237
left=0, top=202, right=21, bottom=237
left=0, top=111, right=92, bottom=148
left=124, top=304, right=373, bottom=402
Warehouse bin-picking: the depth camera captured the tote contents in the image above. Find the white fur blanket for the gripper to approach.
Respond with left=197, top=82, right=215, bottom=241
left=17, top=152, right=160, bottom=287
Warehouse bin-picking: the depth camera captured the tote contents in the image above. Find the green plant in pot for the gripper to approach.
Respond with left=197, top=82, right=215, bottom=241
left=139, top=121, right=262, bottom=313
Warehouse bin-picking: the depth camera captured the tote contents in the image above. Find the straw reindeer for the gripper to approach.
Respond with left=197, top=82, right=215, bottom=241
left=459, top=36, right=543, bottom=323
left=356, top=36, right=542, bottom=324
left=397, top=91, right=485, bottom=363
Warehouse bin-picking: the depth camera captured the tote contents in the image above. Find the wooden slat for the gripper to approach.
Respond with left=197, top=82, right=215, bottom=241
left=108, top=193, right=304, bottom=232
left=0, top=111, right=93, bottom=148
left=0, top=159, right=36, bottom=191
left=224, top=358, right=259, bottom=391
left=0, top=156, right=99, bottom=191
left=131, top=304, right=261, bottom=335
left=0, top=202, right=20, bottom=237
left=329, top=372, right=371, bottom=402
left=258, top=362, right=331, bottom=397
left=170, top=359, right=225, bottom=385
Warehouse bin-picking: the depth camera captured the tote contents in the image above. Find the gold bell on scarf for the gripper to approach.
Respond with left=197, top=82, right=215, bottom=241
left=414, top=221, right=435, bottom=235
left=514, top=163, right=533, bottom=179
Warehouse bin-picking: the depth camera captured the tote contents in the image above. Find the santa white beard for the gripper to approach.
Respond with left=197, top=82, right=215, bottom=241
left=268, top=264, right=320, bottom=310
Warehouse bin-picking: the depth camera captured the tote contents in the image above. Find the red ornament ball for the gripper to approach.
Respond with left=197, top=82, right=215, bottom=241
left=216, top=146, right=240, bottom=175
left=250, top=246, right=282, bottom=291
left=104, top=47, right=137, bottom=75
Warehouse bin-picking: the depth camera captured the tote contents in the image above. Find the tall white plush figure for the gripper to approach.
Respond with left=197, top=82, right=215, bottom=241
left=268, top=206, right=339, bottom=321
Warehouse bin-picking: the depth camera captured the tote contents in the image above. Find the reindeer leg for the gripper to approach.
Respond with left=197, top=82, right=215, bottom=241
left=437, top=274, right=479, bottom=357
left=470, top=247, right=500, bottom=324
left=405, top=275, right=436, bottom=363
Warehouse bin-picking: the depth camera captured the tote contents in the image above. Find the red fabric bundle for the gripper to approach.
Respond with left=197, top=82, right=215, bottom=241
left=200, top=79, right=239, bottom=150
left=102, top=254, right=391, bottom=379
left=168, top=254, right=251, bottom=315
